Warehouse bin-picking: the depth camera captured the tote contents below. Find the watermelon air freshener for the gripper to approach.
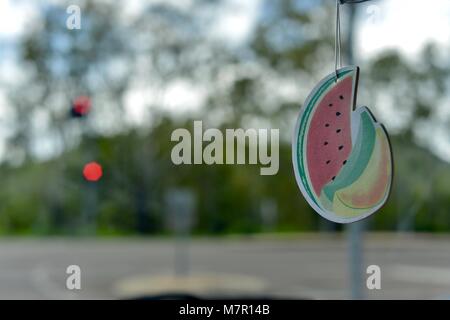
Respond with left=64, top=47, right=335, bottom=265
left=292, top=66, right=392, bottom=223
left=292, top=2, right=393, bottom=223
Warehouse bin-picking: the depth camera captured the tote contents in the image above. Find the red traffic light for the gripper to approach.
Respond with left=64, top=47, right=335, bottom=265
left=83, top=162, right=103, bottom=182
left=71, top=96, right=92, bottom=117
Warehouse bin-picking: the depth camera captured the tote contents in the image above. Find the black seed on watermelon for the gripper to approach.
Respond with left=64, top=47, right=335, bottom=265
left=305, top=74, right=353, bottom=197
left=336, top=129, right=341, bottom=133
left=336, top=112, right=341, bottom=116
left=326, top=160, right=331, bottom=164
left=328, top=103, right=333, bottom=107
left=332, top=176, right=336, bottom=181
left=338, top=145, right=344, bottom=150
left=343, top=160, right=347, bottom=165
left=324, top=141, right=328, bottom=146
left=339, top=95, right=344, bottom=100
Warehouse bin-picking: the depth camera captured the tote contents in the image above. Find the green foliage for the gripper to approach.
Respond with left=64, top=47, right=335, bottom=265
left=1, top=0, right=450, bottom=234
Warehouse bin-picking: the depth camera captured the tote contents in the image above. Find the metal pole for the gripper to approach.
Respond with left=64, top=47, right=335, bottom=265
left=165, top=189, right=195, bottom=277
left=175, top=230, right=189, bottom=277
left=345, top=3, right=365, bottom=300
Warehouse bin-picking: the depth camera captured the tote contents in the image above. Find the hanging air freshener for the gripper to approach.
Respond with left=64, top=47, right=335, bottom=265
left=292, top=0, right=393, bottom=223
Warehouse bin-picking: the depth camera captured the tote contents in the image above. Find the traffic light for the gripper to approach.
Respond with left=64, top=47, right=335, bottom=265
left=71, top=96, right=92, bottom=118
left=83, top=162, right=103, bottom=182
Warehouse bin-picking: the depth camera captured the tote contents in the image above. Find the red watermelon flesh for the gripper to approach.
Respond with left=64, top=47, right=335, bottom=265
left=306, top=75, right=354, bottom=197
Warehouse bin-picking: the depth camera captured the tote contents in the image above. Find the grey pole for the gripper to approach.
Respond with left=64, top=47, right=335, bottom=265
left=165, top=188, right=195, bottom=277
left=345, top=3, right=365, bottom=300
left=344, top=0, right=381, bottom=300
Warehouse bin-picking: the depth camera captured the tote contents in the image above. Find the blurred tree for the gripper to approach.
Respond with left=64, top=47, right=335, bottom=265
left=1, top=0, right=450, bottom=235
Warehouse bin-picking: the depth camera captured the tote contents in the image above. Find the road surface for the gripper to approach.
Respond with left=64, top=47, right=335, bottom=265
left=0, top=233, right=450, bottom=299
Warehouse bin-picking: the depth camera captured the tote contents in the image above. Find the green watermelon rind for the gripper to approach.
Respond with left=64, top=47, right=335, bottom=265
left=296, top=68, right=354, bottom=208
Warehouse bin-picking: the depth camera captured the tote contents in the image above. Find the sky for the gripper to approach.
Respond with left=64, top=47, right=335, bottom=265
left=355, top=0, right=450, bottom=162
left=0, top=0, right=261, bottom=161
left=356, top=0, right=450, bottom=61
left=0, top=0, right=450, bottom=161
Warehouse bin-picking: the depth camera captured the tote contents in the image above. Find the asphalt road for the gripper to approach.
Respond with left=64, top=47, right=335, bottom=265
left=1, top=233, right=450, bottom=299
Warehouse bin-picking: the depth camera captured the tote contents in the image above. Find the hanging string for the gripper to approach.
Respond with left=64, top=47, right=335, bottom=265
left=334, top=0, right=342, bottom=82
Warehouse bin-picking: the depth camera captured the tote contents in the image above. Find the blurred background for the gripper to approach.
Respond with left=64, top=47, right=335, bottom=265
left=0, top=0, right=450, bottom=299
